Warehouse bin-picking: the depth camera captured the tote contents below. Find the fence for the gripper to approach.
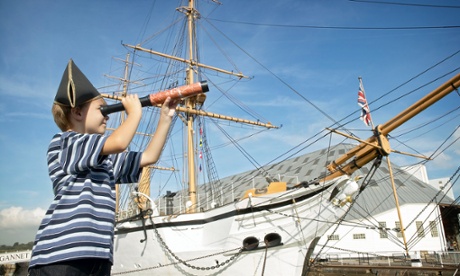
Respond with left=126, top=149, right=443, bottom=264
left=317, top=251, right=460, bottom=268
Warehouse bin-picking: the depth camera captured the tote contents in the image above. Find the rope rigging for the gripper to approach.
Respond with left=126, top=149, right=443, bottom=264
left=405, top=166, right=460, bottom=250
left=120, top=1, right=459, bottom=194
left=109, top=2, right=460, bottom=271
left=304, top=155, right=383, bottom=271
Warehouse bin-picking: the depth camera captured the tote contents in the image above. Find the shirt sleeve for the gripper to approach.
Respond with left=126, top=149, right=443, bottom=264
left=112, top=151, right=143, bottom=184
left=58, top=132, right=108, bottom=175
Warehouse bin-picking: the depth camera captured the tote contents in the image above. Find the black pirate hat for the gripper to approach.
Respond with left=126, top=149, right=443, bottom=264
left=54, top=59, right=100, bottom=107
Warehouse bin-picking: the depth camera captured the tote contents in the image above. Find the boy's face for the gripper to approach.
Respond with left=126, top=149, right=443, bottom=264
left=81, top=97, right=108, bottom=134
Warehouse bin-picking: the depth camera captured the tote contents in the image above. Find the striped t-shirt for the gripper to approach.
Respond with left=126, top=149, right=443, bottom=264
left=29, top=131, right=142, bottom=267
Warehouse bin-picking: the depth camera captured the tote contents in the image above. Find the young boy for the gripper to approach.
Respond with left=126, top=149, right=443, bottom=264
left=28, top=59, right=177, bottom=276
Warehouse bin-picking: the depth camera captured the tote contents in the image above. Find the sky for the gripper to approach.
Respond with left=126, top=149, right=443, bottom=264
left=0, top=0, right=459, bottom=246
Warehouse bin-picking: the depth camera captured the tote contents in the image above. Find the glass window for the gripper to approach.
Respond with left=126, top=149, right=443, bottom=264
left=328, top=234, right=339, bottom=240
left=416, top=221, right=425, bottom=238
left=395, top=221, right=403, bottom=238
left=379, top=222, right=388, bottom=238
left=429, top=221, right=439, bottom=237
left=353, top=233, right=366, bottom=239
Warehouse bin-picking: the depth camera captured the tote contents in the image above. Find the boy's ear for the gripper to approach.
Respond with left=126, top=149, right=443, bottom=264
left=70, top=107, right=84, bottom=121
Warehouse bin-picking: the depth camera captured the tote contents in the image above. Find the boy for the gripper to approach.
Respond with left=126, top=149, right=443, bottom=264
left=28, top=59, right=177, bottom=275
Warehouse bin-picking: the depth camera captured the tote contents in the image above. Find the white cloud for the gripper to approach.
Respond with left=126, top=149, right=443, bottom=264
left=0, top=206, right=45, bottom=229
left=0, top=206, right=45, bottom=245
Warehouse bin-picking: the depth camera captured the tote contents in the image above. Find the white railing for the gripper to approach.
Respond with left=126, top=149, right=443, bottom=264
left=116, top=174, right=303, bottom=219
left=316, top=251, right=460, bottom=267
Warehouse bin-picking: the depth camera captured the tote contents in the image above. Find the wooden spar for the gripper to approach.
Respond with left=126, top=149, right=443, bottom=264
left=386, top=156, right=410, bottom=255
left=324, top=72, right=460, bottom=181
left=380, top=73, right=460, bottom=135
left=326, top=128, right=430, bottom=160
left=179, top=108, right=278, bottom=128
left=123, top=44, right=249, bottom=80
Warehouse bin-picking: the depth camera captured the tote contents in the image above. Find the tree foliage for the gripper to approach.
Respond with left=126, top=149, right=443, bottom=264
left=0, top=241, right=33, bottom=252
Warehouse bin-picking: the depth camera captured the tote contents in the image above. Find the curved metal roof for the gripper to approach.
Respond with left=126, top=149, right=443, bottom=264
left=168, top=144, right=453, bottom=215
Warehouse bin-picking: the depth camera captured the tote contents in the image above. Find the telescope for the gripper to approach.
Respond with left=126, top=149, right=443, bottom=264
left=100, top=81, right=209, bottom=116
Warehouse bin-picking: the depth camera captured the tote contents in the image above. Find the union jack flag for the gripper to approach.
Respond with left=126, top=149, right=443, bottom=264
left=358, top=78, right=372, bottom=127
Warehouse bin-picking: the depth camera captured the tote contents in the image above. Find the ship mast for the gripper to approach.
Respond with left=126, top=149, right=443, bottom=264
left=185, top=0, right=198, bottom=213
left=111, top=53, right=131, bottom=215
left=117, top=1, right=278, bottom=214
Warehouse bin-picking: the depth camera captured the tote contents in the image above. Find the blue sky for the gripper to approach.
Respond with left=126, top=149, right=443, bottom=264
left=0, top=0, right=459, bottom=245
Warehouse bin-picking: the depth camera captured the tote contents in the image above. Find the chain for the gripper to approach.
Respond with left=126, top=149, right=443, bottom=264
left=112, top=215, right=243, bottom=274
left=151, top=217, right=244, bottom=271
left=113, top=246, right=243, bottom=275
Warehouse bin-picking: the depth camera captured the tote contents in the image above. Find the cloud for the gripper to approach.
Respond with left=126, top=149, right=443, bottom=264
left=0, top=206, right=45, bottom=245
left=0, top=206, right=45, bottom=229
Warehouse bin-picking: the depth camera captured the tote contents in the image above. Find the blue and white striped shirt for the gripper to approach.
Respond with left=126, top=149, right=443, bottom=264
left=29, top=131, right=142, bottom=267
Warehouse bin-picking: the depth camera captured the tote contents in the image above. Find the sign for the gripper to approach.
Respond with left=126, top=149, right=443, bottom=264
left=0, top=250, right=31, bottom=264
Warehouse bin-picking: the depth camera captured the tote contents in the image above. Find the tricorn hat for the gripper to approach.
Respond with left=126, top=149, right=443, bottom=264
left=54, top=59, right=100, bottom=107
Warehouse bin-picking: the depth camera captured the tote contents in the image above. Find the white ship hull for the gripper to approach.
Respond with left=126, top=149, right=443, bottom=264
left=112, top=175, right=355, bottom=275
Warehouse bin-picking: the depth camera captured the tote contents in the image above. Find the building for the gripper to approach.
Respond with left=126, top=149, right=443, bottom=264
left=318, top=162, right=457, bottom=258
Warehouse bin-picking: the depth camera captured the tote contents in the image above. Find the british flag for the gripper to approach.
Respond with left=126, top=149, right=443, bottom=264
left=358, top=78, right=372, bottom=127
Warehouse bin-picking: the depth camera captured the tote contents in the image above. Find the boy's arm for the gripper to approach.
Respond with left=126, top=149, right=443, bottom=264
left=101, top=94, right=142, bottom=155
left=140, top=97, right=177, bottom=167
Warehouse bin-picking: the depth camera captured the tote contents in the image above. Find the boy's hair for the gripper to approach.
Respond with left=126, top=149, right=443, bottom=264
left=52, top=103, right=72, bottom=131
left=52, top=97, right=103, bottom=131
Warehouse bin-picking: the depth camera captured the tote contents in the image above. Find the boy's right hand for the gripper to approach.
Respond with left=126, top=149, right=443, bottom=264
left=101, top=94, right=142, bottom=155
left=121, top=94, right=142, bottom=117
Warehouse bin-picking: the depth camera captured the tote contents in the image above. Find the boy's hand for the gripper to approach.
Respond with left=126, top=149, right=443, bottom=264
left=161, top=97, right=178, bottom=118
left=122, top=94, right=142, bottom=117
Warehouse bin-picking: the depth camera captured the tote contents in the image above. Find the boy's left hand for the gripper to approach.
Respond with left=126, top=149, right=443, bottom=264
left=162, top=97, right=178, bottom=118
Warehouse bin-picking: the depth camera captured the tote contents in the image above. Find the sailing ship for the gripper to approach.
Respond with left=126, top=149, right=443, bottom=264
left=97, top=1, right=460, bottom=275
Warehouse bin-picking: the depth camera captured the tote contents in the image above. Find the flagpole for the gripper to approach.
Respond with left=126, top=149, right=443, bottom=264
left=358, top=77, right=375, bottom=129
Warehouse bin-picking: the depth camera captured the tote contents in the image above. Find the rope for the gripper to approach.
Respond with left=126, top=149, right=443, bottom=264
left=306, top=156, right=383, bottom=272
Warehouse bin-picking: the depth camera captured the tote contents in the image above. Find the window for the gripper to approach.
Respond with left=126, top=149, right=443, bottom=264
left=429, top=221, right=439, bottom=237
left=353, top=233, right=366, bottom=239
left=395, top=221, right=403, bottom=238
left=416, top=221, right=425, bottom=238
left=379, top=222, right=388, bottom=238
left=328, top=234, right=339, bottom=240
